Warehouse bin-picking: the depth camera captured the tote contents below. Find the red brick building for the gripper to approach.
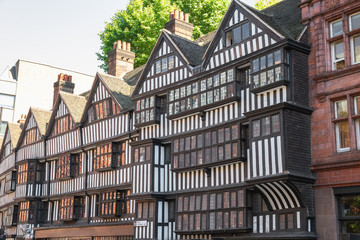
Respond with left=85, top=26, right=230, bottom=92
left=301, top=0, right=360, bottom=239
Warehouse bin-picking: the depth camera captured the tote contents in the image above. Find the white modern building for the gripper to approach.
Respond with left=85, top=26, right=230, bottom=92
left=0, top=59, right=94, bottom=135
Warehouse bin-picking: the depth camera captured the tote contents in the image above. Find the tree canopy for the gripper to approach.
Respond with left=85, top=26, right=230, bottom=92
left=97, top=0, right=229, bottom=71
left=97, top=0, right=282, bottom=72
left=254, top=0, right=281, bottom=10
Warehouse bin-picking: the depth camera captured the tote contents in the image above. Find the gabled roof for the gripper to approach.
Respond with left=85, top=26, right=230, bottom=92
left=31, top=107, right=52, bottom=136
left=98, top=73, right=134, bottom=110
left=60, top=92, right=87, bottom=123
left=123, top=65, right=145, bottom=86
left=17, top=107, right=51, bottom=147
left=167, top=33, right=209, bottom=67
left=80, top=72, right=135, bottom=123
left=243, top=0, right=303, bottom=40
left=7, top=123, right=22, bottom=149
left=45, top=92, right=87, bottom=137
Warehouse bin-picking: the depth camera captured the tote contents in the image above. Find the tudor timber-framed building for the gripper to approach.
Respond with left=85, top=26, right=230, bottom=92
left=0, top=0, right=317, bottom=239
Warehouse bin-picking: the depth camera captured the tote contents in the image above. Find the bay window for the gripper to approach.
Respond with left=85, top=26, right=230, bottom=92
left=58, top=196, right=85, bottom=221
left=93, top=142, right=125, bottom=171
left=56, top=153, right=82, bottom=179
left=97, top=190, right=130, bottom=218
left=251, top=49, right=289, bottom=91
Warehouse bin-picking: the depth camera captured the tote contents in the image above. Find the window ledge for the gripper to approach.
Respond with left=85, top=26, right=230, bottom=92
left=251, top=80, right=290, bottom=94
left=327, top=35, right=343, bottom=43
left=57, top=176, right=74, bottom=181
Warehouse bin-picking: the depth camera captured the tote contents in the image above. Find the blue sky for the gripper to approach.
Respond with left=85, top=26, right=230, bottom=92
left=0, top=0, right=256, bottom=76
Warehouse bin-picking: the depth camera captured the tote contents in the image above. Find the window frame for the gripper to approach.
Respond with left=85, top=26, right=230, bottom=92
left=331, top=39, right=345, bottom=70
left=225, top=21, right=251, bottom=47
left=330, top=19, right=343, bottom=38
left=5, top=171, right=16, bottom=193
left=349, top=12, right=360, bottom=32
left=97, top=190, right=130, bottom=218
left=334, top=186, right=360, bottom=234
left=334, top=99, right=350, bottom=152
left=350, top=34, right=360, bottom=65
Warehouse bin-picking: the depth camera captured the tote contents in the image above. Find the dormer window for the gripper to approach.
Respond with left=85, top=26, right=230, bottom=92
left=225, top=22, right=250, bottom=47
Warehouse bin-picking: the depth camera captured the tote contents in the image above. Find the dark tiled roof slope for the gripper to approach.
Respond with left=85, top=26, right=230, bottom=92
left=98, top=73, right=134, bottom=110
left=243, top=0, right=303, bottom=40
left=123, top=65, right=145, bottom=86
left=60, top=92, right=87, bottom=123
left=31, top=107, right=52, bottom=136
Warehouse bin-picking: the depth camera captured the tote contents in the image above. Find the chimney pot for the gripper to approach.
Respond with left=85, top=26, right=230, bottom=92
left=180, top=11, right=184, bottom=21
left=174, top=9, right=179, bottom=19
left=184, top=13, right=189, bottom=22
left=165, top=10, right=193, bottom=40
left=108, top=40, right=135, bottom=77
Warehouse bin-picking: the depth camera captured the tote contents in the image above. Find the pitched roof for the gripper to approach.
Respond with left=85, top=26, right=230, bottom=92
left=98, top=73, right=134, bottom=110
left=0, top=136, right=3, bottom=148
left=242, top=0, right=304, bottom=40
left=168, top=33, right=209, bottom=67
left=31, top=107, right=52, bottom=136
left=123, top=65, right=145, bottom=86
left=7, top=123, right=21, bottom=149
left=194, top=31, right=216, bottom=46
left=60, top=92, right=87, bottom=123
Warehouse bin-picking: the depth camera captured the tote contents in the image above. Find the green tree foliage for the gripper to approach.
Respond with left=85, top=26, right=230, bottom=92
left=97, top=0, right=229, bottom=71
left=254, top=0, right=281, bottom=10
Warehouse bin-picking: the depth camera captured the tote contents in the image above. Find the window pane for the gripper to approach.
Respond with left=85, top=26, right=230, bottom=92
left=331, top=20, right=343, bottom=37
left=233, top=26, right=241, bottom=44
left=335, top=100, right=348, bottom=118
left=341, top=195, right=360, bottom=216
left=336, top=121, right=350, bottom=150
left=242, top=22, right=250, bottom=39
left=162, top=57, right=168, bottom=72
left=168, top=56, right=175, bottom=69
left=253, top=120, right=261, bottom=137
left=355, top=97, right=360, bottom=115
left=351, top=13, right=360, bottom=31
left=353, top=36, right=360, bottom=63
left=335, top=41, right=345, bottom=60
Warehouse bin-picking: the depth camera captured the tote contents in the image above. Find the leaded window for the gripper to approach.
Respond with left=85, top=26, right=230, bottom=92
left=251, top=49, right=289, bottom=89
left=97, top=190, right=130, bottom=217
left=168, top=69, right=238, bottom=116
left=172, top=123, right=242, bottom=169
left=177, top=190, right=246, bottom=232
left=87, top=98, right=120, bottom=123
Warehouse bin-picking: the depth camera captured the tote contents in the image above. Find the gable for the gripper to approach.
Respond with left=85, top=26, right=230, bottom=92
left=92, top=80, right=112, bottom=104
left=0, top=127, right=12, bottom=159
left=83, top=79, right=121, bottom=124
left=203, top=1, right=283, bottom=71
left=19, top=112, right=42, bottom=146
left=134, top=35, right=193, bottom=96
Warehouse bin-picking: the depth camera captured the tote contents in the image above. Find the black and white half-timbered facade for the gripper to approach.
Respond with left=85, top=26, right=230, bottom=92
left=131, top=0, right=315, bottom=239
left=0, top=123, right=21, bottom=238
left=0, top=0, right=316, bottom=239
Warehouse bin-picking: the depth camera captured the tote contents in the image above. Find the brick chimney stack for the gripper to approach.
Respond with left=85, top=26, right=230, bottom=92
left=108, top=41, right=135, bottom=77
left=165, top=10, right=193, bottom=40
left=53, top=73, right=75, bottom=107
